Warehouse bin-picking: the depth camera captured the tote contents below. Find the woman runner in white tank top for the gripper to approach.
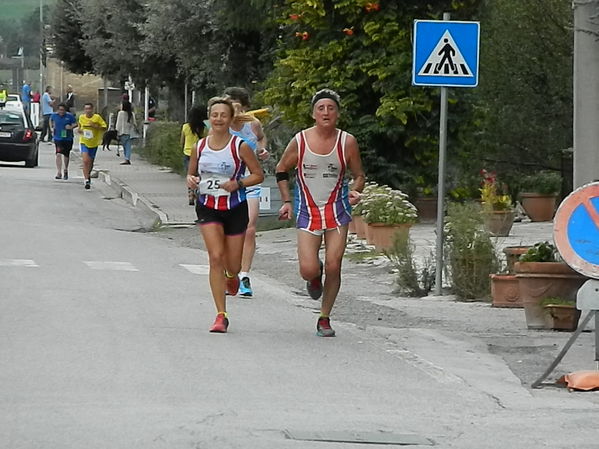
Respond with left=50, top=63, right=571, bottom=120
left=187, top=98, right=264, bottom=333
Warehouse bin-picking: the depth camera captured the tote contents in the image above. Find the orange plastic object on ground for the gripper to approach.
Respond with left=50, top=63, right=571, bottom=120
left=559, top=371, right=599, bottom=391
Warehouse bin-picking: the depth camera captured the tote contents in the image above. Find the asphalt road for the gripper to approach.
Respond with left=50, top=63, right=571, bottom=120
left=2, top=142, right=599, bottom=448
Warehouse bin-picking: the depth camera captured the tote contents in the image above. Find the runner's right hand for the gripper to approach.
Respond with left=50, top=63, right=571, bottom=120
left=186, top=175, right=199, bottom=189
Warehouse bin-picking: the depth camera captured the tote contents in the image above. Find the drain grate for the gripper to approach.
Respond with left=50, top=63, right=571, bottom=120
left=283, top=430, right=434, bottom=446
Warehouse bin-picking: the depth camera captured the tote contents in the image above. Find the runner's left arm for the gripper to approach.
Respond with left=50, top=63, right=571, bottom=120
left=345, top=135, right=365, bottom=205
left=97, top=116, right=108, bottom=131
left=221, top=142, right=264, bottom=192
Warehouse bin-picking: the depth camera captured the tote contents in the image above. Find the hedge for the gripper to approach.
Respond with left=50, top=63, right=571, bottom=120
left=139, top=121, right=184, bottom=175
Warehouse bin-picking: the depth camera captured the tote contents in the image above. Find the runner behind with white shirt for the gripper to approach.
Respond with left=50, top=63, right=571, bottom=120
left=224, top=86, right=269, bottom=297
left=276, top=89, right=365, bottom=337
left=187, top=98, right=264, bottom=333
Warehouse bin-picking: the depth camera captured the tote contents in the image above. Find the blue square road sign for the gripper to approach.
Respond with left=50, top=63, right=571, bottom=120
left=412, top=20, right=480, bottom=88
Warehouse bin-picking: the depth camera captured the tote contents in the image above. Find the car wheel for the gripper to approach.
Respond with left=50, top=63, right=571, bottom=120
left=25, top=148, right=38, bottom=168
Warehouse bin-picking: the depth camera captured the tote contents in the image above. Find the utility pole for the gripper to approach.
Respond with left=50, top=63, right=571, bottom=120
left=573, top=0, right=599, bottom=188
left=39, top=0, right=43, bottom=92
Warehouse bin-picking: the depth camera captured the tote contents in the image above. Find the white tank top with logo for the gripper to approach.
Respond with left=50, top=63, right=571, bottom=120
left=294, top=129, right=352, bottom=231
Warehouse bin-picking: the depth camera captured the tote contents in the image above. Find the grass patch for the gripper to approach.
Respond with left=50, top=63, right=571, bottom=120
left=345, top=249, right=381, bottom=263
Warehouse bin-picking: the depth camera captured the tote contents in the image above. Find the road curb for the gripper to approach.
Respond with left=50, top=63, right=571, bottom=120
left=95, top=169, right=169, bottom=227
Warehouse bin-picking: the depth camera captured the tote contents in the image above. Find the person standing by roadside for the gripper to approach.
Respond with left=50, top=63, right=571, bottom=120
left=224, top=87, right=269, bottom=297
left=77, top=103, right=107, bottom=190
left=180, top=106, right=206, bottom=205
left=50, top=103, right=77, bottom=180
left=64, top=84, right=75, bottom=114
left=40, top=86, right=55, bottom=142
left=31, top=90, right=41, bottom=129
left=186, top=98, right=264, bottom=333
left=276, top=89, right=365, bottom=337
left=0, top=85, right=7, bottom=107
left=21, top=81, right=31, bottom=116
left=115, top=100, right=136, bottom=165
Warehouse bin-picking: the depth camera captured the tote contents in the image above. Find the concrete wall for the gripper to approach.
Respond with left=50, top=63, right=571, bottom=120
left=45, top=58, right=107, bottom=112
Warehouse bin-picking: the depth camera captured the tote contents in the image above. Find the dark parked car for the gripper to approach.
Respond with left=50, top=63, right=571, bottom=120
left=0, top=106, right=38, bottom=167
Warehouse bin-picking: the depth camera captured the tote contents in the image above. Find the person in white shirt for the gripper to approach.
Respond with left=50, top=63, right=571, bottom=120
left=115, top=100, right=137, bottom=165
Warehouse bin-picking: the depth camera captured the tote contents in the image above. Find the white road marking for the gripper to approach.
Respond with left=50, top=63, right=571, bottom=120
left=0, top=259, right=39, bottom=267
left=180, top=264, right=210, bottom=275
left=84, top=261, right=139, bottom=271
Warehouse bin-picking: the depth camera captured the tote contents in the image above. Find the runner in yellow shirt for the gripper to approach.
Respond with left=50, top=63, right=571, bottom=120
left=77, top=102, right=107, bottom=190
left=180, top=106, right=205, bottom=205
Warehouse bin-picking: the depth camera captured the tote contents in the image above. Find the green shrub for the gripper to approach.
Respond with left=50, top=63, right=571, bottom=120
left=521, top=171, right=562, bottom=195
left=385, top=234, right=435, bottom=297
left=445, top=202, right=499, bottom=300
left=140, top=121, right=184, bottom=175
left=519, top=241, right=557, bottom=262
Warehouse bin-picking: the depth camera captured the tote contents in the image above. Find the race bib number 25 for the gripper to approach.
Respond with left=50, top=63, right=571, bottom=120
left=198, top=175, right=230, bottom=197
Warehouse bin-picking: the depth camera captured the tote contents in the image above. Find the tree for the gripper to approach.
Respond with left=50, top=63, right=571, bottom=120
left=473, top=0, right=573, bottom=176
left=259, top=0, right=481, bottom=189
left=140, top=0, right=283, bottom=101
left=51, top=0, right=94, bottom=74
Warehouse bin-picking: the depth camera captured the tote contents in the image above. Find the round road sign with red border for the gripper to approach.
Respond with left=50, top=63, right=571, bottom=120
left=554, top=182, right=599, bottom=279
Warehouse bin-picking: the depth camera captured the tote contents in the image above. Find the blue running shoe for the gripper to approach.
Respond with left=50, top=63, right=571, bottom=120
left=239, top=276, right=253, bottom=297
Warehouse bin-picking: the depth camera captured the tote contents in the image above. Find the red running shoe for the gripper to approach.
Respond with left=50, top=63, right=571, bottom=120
left=209, top=314, right=229, bottom=333
left=316, top=316, right=336, bottom=337
left=225, top=273, right=240, bottom=296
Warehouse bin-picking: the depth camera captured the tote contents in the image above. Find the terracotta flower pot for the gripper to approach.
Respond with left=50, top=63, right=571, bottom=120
left=414, top=197, right=438, bottom=223
left=353, top=215, right=367, bottom=239
left=348, top=219, right=356, bottom=234
left=544, top=304, right=581, bottom=331
left=515, top=262, right=587, bottom=329
left=483, top=210, right=515, bottom=237
left=520, top=193, right=557, bottom=222
left=365, top=223, right=376, bottom=245
left=490, top=273, right=522, bottom=308
left=502, top=246, right=532, bottom=274
left=368, top=223, right=412, bottom=252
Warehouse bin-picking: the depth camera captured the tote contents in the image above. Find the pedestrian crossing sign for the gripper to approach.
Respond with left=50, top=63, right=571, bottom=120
left=412, top=20, right=480, bottom=88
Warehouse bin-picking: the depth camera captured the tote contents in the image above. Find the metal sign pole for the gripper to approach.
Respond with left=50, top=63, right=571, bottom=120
left=434, top=12, right=450, bottom=296
left=184, top=80, right=188, bottom=123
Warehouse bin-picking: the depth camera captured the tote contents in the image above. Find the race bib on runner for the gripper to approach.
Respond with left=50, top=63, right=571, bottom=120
left=83, top=129, right=93, bottom=139
left=198, top=174, right=231, bottom=197
left=60, top=129, right=67, bottom=138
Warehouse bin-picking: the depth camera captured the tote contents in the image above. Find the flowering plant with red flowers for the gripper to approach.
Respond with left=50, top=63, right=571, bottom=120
left=480, top=169, right=512, bottom=211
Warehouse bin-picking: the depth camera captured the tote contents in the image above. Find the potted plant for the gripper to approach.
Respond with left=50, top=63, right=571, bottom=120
left=490, top=272, right=522, bottom=308
left=520, top=170, right=562, bottom=222
left=541, top=297, right=581, bottom=331
left=515, top=242, right=587, bottom=329
left=445, top=202, right=499, bottom=300
left=502, top=245, right=532, bottom=274
left=351, top=182, right=379, bottom=239
left=413, top=184, right=438, bottom=223
left=490, top=245, right=532, bottom=308
left=480, top=169, right=515, bottom=237
left=362, top=185, right=418, bottom=251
